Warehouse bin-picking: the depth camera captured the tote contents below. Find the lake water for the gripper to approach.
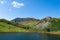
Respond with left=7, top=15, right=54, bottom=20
left=0, top=33, right=60, bottom=40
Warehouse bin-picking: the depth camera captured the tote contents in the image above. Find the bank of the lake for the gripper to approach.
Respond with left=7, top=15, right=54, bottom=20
left=43, top=31, right=60, bottom=35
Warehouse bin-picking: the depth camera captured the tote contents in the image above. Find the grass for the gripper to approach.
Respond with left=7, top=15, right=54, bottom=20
left=0, top=19, right=40, bottom=32
left=20, top=21, right=40, bottom=28
left=1, top=18, right=60, bottom=33
left=0, top=22, right=30, bottom=32
left=44, top=31, right=60, bottom=35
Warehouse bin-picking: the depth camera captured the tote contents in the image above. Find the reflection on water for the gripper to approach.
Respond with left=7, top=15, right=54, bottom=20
left=47, top=34, right=60, bottom=40
left=0, top=33, right=60, bottom=40
left=40, top=33, right=60, bottom=40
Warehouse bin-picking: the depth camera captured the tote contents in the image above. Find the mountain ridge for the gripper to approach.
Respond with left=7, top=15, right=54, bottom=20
left=11, top=18, right=40, bottom=23
left=0, top=17, right=60, bottom=32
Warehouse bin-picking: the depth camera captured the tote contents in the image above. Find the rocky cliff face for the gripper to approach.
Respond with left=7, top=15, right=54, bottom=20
left=33, top=17, right=52, bottom=29
left=34, top=21, right=50, bottom=29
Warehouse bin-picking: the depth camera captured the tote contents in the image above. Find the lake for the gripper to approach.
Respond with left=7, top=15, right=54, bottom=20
left=0, top=32, right=60, bottom=40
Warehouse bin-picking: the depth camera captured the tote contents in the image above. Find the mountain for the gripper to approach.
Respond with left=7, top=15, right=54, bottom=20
left=34, top=17, right=60, bottom=32
left=11, top=18, right=40, bottom=29
left=11, top=17, right=60, bottom=32
left=0, top=18, right=40, bottom=32
left=0, top=17, right=60, bottom=32
left=12, top=18, right=40, bottom=23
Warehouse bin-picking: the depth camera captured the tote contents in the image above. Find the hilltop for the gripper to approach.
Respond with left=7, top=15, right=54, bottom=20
left=12, top=18, right=40, bottom=23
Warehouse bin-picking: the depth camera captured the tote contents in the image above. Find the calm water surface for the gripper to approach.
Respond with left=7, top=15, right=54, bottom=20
left=0, top=33, right=60, bottom=40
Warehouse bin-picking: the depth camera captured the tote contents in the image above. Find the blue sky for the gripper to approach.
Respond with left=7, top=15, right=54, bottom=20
left=0, top=0, right=60, bottom=20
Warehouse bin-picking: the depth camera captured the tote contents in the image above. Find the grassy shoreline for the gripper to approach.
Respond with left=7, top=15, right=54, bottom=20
left=42, top=31, right=60, bottom=35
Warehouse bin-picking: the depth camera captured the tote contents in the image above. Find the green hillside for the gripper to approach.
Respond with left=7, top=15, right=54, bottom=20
left=20, top=20, right=40, bottom=28
left=0, top=17, right=60, bottom=32
left=0, top=19, right=29, bottom=32
left=49, top=18, right=60, bottom=31
left=36, top=17, right=60, bottom=32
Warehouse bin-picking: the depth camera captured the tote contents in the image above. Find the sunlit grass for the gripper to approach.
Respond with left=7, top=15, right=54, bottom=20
left=0, top=22, right=29, bottom=32
left=20, top=21, right=40, bottom=28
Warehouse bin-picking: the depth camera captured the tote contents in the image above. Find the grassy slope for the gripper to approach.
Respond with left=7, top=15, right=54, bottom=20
left=1, top=18, right=60, bottom=33
left=20, top=21, right=40, bottom=28
left=0, top=22, right=29, bottom=32
left=0, top=19, right=40, bottom=32
left=42, top=18, right=60, bottom=34
left=45, top=31, right=60, bottom=35
left=49, top=18, right=60, bottom=31
left=19, top=18, right=60, bottom=33
left=33, top=18, right=60, bottom=33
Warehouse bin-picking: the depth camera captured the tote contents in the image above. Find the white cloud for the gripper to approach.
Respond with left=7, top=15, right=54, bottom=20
left=11, top=1, right=24, bottom=8
left=0, top=0, right=6, bottom=4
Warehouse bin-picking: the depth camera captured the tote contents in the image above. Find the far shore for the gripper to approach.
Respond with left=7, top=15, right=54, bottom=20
left=42, top=31, right=60, bottom=35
